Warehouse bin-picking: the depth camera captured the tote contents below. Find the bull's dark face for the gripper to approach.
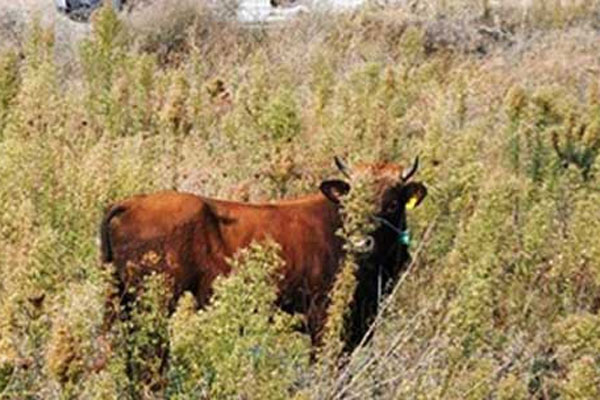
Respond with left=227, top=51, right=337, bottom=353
left=320, top=156, right=427, bottom=266
left=378, top=181, right=427, bottom=230
left=373, top=181, right=427, bottom=263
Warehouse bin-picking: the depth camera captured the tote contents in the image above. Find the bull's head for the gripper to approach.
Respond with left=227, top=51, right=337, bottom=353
left=320, top=156, right=427, bottom=257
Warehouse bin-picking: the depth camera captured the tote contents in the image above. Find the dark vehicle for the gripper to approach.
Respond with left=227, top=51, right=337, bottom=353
left=54, top=0, right=124, bottom=22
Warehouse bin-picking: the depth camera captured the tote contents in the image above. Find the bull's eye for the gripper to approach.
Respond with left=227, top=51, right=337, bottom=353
left=386, top=199, right=399, bottom=213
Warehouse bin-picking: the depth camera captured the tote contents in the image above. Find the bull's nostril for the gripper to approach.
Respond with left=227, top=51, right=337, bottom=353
left=353, top=236, right=375, bottom=253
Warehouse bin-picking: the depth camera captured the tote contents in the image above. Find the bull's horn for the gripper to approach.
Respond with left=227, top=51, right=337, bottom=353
left=401, top=155, right=419, bottom=182
left=334, top=156, right=352, bottom=180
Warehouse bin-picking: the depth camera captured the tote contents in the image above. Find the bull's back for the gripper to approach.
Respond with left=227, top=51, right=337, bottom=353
left=100, top=191, right=207, bottom=284
left=109, top=191, right=204, bottom=240
left=211, top=197, right=343, bottom=296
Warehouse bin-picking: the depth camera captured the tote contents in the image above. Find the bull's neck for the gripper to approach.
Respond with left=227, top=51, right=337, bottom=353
left=202, top=192, right=338, bottom=213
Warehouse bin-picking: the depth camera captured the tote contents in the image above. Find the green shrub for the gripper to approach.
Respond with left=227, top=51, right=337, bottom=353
left=0, top=49, right=19, bottom=137
left=1, top=2, right=600, bottom=398
left=168, top=241, right=310, bottom=399
left=45, top=282, right=106, bottom=395
left=126, top=272, right=172, bottom=396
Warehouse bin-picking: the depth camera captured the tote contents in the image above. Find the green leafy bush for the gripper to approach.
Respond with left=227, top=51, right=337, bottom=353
left=168, top=241, right=310, bottom=399
left=1, top=1, right=600, bottom=398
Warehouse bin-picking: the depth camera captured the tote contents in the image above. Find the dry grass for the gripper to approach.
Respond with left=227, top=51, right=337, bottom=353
left=1, top=1, right=600, bottom=398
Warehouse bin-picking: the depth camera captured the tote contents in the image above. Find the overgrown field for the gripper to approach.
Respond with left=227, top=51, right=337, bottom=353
left=1, top=1, right=600, bottom=398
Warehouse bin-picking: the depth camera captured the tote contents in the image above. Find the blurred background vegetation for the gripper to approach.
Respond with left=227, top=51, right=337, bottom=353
left=1, top=0, right=600, bottom=398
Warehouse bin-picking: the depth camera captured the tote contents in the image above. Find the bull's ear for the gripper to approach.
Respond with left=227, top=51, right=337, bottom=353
left=402, top=182, right=427, bottom=210
left=320, top=180, right=351, bottom=204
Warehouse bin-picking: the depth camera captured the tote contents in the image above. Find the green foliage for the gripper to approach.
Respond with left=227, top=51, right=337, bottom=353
left=259, top=88, right=302, bottom=143
left=319, top=172, right=376, bottom=365
left=558, top=356, right=600, bottom=399
left=45, top=283, right=106, bottom=394
left=3, top=19, right=58, bottom=141
left=168, top=241, right=310, bottom=399
left=125, top=272, right=172, bottom=396
left=80, top=3, right=130, bottom=134
left=0, top=49, right=19, bottom=137
left=2, top=2, right=600, bottom=398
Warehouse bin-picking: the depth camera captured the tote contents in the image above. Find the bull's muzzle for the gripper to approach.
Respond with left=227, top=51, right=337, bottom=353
left=351, top=235, right=375, bottom=253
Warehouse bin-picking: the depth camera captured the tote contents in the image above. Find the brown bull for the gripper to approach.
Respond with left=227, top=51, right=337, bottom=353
left=100, top=157, right=427, bottom=350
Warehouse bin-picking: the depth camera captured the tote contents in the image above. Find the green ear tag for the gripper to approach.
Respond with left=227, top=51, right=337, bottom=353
left=399, top=230, right=410, bottom=246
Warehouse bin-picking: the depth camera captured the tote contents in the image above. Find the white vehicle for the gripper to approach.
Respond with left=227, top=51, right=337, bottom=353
left=54, top=0, right=363, bottom=24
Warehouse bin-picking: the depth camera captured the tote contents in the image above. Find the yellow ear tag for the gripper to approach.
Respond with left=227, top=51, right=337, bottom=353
left=406, top=196, right=418, bottom=211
